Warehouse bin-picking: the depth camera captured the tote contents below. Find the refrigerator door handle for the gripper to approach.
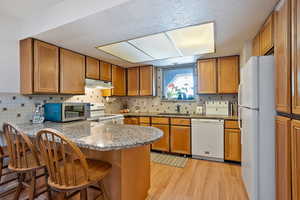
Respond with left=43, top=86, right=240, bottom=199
left=238, top=106, right=242, bottom=129
left=238, top=83, right=242, bottom=106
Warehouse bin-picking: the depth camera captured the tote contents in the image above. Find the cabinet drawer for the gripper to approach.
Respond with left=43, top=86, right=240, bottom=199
left=170, top=118, right=190, bottom=126
left=151, top=117, right=169, bottom=124
left=224, top=120, right=239, bottom=129
left=140, top=123, right=150, bottom=127
left=140, top=117, right=150, bottom=124
left=124, top=117, right=139, bottom=125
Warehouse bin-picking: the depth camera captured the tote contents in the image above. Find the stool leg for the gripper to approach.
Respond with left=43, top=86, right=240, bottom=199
left=99, top=181, right=109, bottom=200
left=80, top=188, right=88, bottom=200
left=0, top=157, right=3, bottom=182
left=28, top=170, right=36, bottom=200
left=13, top=173, right=25, bottom=200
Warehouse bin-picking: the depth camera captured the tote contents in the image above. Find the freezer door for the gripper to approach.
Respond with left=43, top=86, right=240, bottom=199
left=239, top=56, right=259, bottom=109
left=241, top=107, right=259, bottom=200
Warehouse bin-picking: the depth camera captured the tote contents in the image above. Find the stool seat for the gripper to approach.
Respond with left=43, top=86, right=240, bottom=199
left=49, top=159, right=111, bottom=191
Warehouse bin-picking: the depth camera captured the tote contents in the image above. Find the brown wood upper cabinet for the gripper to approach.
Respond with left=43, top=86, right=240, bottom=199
left=60, top=49, right=85, bottom=94
left=276, top=116, right=292, bottom=200
left=252, top=33, right=261, bottom=56
left=260, top=13, right=274, bottom=55
left=100, top=61, right=112, bottom=82
left=292, top=0, right=300, bottom=115
left=140, top=66, right=155, bottom=96
left=112, top=65, right=126, bottom=96
left=218, top=56, right=239, bottom=94
left=197, top=59, right=217, bottom=94
left=275, top=0, right=291, bottom=114
left=127, top=67, right=139, bottom=96
left=20, top=39, right=59, bottom=94
left=292, top=119, right=300, bottom=200
left=86, top=57, right=100, bottom=80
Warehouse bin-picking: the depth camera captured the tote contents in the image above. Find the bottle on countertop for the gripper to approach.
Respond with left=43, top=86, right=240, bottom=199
left=32, top=103, right=45, bottom=124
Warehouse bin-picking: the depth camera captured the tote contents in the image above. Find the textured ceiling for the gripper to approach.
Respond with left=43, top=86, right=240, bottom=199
left=33, top=0, right=278, bottom=67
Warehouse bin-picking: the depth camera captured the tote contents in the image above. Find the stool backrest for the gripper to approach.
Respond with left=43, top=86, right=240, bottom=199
left=3, top=123, right=40, bottom=171
left=36, top=128, right=89, bottom=187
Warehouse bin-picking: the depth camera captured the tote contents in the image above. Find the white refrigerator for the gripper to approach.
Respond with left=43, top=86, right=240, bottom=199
left=239, top=56, right=275, bottom=200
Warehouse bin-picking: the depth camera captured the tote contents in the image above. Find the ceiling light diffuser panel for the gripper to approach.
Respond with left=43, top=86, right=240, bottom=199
left=96, top=22, right=215, bottom=63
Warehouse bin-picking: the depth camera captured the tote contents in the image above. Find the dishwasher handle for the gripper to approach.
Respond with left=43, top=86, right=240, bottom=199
left=192, top=119, right=224, bottom=124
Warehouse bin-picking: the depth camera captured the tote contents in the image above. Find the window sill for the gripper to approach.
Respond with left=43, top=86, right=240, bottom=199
left=160, top=99, right=196, bottom=102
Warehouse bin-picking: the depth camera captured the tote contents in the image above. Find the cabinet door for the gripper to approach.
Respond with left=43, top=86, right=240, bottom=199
left=197, top=59, right=217, bottom=94
left=151, top=124, right=169, bottom=152
left=252, top=33, right=261, bottom=56
left=33, top=40, right=59, bottom=93
left=292, top=119, right=300, bottom=200
left=170, top=126, right=190, bottom=154
left=127, top=67, right=139, bottom=96
left=276, top=116, right=291, bottom=200
left=224, top=129, right=241, bottom=162
left=275, top=0, right=291, bottom=114
left=100, top=61, right=112, bottom=82
left=140, top=66, right=154, bottom=96
left=124, top=117, right=139, bottom=125
left=60, top=49, right=85, bottom=94
left=260, top=13, right=274, bottom=55
left=86, top=57, right=100, bottom=80
left=217, top=56, right=239, bottom=93
left=112, top=65, right=126, bottom=96
left=292, top=0, right=300, bottom=114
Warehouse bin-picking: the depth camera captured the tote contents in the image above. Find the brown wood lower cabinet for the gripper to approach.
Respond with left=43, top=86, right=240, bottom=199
left=292, top=119, right=300, bottom=200
left=224, top=129, right=241, bottom=162
left=151, top=124, right=170, bottom=152
left=124, top=117, right=139, bottom=125
left=170, top=126, right=190, bottom=154
left=276, top=116, right=292, bottom=200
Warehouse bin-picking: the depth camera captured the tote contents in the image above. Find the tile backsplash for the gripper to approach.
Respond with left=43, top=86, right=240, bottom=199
left=0, top=88, right=122, bottom=129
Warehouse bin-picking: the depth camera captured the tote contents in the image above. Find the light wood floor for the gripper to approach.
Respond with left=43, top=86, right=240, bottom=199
left=1, top=159, right=248, bottom=200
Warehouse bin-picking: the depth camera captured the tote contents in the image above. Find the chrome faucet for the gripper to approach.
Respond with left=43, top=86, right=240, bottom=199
left=176, top=104, right=181, bottom=113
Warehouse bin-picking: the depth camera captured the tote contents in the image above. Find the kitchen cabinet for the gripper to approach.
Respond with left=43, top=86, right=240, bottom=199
left=100, top=61, right=112, bottom=82
left=170, top=125, right=191, bottom=155
left=127, top=67, right=139, bottom=96
left=151, top=124, right=170, bottom=152
left=112, top=65, right=126, bottom=96
left=140, top=66, right=155, bottom=96
left=124, top=117, right=139, bottom=125
left=86, top=57, right=100, bottom=80
left=197, top=59, right=217, bottom=94
left=152, top=117, right=169, bottom=125
left=140, top=117, right=151, bottom=124
left=20, top=39, right=59, bottom=94
left=252, top=33, right=261, bottom=56
left=101, top=89, right=112, bottom=97
left=217, top=56, right=239, bottom=94
left=292, top=119, right=300, bottom=200
left=275, top=0, right=291, bottom=114
left=276, top=116, right=292, bottom=200
left=224, top=129, right=241, bottom=162
left=60, top=49, right=85, bottom=94
left=260, top=13, right=274, bottom=55
left=292, top=0, right=300, bottom=115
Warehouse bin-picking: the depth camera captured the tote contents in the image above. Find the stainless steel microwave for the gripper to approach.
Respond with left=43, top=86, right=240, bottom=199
left=44, top=103, right=90, bottom=122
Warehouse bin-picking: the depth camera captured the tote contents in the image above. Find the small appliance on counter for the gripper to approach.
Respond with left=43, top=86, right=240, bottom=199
left=32, top=103, right=45, bottom=124
left=44, top=103, right=90, bottom=122
left=205, top=101, right=230, bottom=116
left=88, top=103, right=124, bottom=124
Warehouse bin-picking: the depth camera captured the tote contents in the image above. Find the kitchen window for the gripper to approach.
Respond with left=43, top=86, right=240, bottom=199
left=161, top=65, right=195, bottom=101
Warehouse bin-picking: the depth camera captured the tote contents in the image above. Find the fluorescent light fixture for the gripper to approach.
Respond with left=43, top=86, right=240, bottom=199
left=166, top=23, right=215, bottom=56
left=97, top=42, right=152, bottom=63
left=96, top=22, right=215, bottom=63
left=128, top=33, right=182, bottom=59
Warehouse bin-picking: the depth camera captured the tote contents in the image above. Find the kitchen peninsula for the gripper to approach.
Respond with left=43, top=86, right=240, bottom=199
left=13, top=121, right=163, bottom=200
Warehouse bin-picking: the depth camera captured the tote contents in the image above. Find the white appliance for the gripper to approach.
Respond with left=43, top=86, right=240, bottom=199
left=239, top=56, right=275, bottom=200
left=87, top=103, right=124, bottom=124
left=205, top=101, right=230, bottom=116
left=191, top=119, right=224, bottom=162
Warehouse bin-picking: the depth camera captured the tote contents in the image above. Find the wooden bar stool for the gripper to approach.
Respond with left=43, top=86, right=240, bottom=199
left=0, top=145, right=18, bottom=198
left=36, top=128, right=112, bottom=200
left=3, top=122, right=49, bottom=200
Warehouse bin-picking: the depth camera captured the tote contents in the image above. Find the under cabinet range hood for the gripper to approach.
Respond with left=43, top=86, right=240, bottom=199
left=85, top=79, right=113, bottom=89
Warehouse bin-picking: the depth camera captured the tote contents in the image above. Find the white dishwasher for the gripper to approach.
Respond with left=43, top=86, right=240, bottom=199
left=191, top=119, right=224, bottom=162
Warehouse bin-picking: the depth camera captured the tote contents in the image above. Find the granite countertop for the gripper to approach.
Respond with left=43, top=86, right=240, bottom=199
left=11, top=121, right=163, bottom=151
left=121, top=112, right=238, bottom=120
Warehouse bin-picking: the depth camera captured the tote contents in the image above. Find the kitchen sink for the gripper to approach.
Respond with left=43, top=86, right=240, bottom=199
left=158, top=113, right=190, bottom=116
